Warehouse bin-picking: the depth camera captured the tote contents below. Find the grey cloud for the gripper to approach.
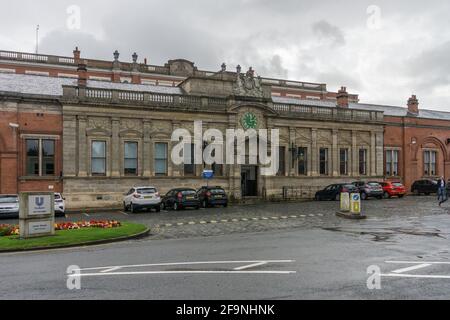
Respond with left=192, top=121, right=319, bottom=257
left=312, top=20, right=346, bottom=46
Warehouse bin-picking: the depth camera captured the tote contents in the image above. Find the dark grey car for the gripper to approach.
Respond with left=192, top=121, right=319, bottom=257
left=352, top=181, right=383, bottom=200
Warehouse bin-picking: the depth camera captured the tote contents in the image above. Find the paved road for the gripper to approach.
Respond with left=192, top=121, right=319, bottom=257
left=1, top=196, right=450, bottom=299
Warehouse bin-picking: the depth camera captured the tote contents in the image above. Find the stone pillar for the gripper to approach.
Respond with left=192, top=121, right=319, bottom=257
left=289, top=127, right=296, bottom=176
left=332, top=129, right=339, bottom=176
left=376, top=131, right=384, bottom=176
left=370, top=131, right=377, bottom=176
left=311, top=128, right=318, bottom=176
left=351, top=130, right=358, bottom=177
left=77, top=116, right=87, bottom=177
left=63, top=115, right=77, bottom=177
left=143, top=121, right=152, bottom=177
left=111, top=118, right=120, bottom=177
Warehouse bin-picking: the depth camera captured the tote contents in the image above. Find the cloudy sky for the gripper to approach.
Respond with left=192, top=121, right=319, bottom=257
left=2, top=0, right=449, bottom=110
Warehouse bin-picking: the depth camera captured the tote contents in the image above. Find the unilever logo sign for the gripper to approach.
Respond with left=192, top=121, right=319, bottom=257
left=28, top=195, right=51, bottom=216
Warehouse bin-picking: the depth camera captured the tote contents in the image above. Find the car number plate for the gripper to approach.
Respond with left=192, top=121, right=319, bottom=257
left=186, top=196, right=194, bottom=200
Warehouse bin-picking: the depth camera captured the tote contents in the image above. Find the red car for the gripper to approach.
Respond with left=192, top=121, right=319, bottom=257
left=380, top=181, right=406, bottom=198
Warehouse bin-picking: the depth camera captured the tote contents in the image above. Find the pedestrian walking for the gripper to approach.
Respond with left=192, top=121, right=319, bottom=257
left=438, top=176, right=448, bottom=206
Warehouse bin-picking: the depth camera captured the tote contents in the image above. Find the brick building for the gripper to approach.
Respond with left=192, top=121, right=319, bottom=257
left=0, top=48, right=449, bottom=209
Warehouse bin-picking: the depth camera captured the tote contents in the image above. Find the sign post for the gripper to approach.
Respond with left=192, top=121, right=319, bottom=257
left=202, top=169, right=214, bottom=187
left=340, top=192, right=350, bottom=212
left=350, top=193, right=361, bottom=214
left=19, top=192, right=55, bottom=239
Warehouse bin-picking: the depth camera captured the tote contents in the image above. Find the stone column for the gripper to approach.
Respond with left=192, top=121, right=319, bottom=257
left=332, top=129, right=339, bottom=176
left=77, top=116, right=87, bottom=177
left=351, top=130, right=358, bottom=177
left=289, top=127, right=296, bottom=176
left=63, top=115, right=77, bottom=177
left=311, top=128, right=318, bottom=176
left=143, top=121, right=152, bottom=177
left=370, top=131, right=377, bottom=176
left=111, top=118, right=120, bottom=177
left=376, top=131, right=384, bottom=176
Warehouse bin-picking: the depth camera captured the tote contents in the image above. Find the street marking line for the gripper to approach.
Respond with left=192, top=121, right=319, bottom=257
left=120, top=211, right=129, bottom=216
left=82, top=213, right=90, bottom=217
left=231, top=219, right=239, bottom=222
left=309, top=214, right=315, bottom=217
left=261, top=217, right=269, bottom=220
left=100, top=267, right=122, bottom=273
left=221, top=220, right=228, bottom=223
left=252, top=218, right=259, bottom=220
left=70, top=270, right=297, bottom=277
left=199, top=221, right=207, bottom=224
left=234, top=261, right=267, bottom=271
left=210, top=220, right=217, bottom=224
left=290, top=215, right=297, bottom=218
left=300, top=215, right=306, bottom=217
left=386, top=261, right=450, bottom=265
left=318, top=214, right=324, bottom=217
left=188, top=222, right=196, bottom=225
left=281, top=216, right=288, bottom=219
left=391, top=263, right=432, bottom=274
left=381, top=273, right=450, bottom=279
left=165, top=224, right=172, bottom=227
left=177, top=223, right=184, bottom=226
left=76, top=260, right=296, bottom=272
left=242, top=218, right=248, bottom=221
left=271, top=217, right=279, bottom=220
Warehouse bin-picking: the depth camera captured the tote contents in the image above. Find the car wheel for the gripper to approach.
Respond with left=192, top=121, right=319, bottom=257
left=335, top=193, right=340, bottom=201
left=361, top=192, right=367, bottom=200
left=160, top=202, right=166, bottom=211
left=130, top=203, right=135, bottom=213
left=123, top=202, right=128, bottom=212
left=173, top=202, right=179, bottom=211
left=383, top=192, right=390, bottom=199
left=315, top=194, right=320, bottom=201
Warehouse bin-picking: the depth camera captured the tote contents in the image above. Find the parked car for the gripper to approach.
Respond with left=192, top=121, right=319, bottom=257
left=54, top=193, right=66, bottom=217
left=411, top=179, right=439, bottom=195
left=314, top=183, right=359, bottom=201
left=161, top=188, right=200, bottom=211
left=123, top=186, right=161, bottom=213
left=0, top=194, right=19, bottom=219
left=197, top=186, right=228, bottom=208
left=379, top=181, right=406, bottom=199
left=352, top=181, right=383, bottom=200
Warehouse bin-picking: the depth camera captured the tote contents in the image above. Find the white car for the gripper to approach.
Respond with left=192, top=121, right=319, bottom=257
left=0, top=194, right=19, bottom=219
left=123, top=186, right=161, bottom=213
left=54, top=193, right=65, bottom=217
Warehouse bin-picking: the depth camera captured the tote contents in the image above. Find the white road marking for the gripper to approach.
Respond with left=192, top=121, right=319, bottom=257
left=381, top=273, right=450, bottom=279
left=177, top=223, right=184, bottom=226
left=100, top=266, right=122, bottom=273
left=188, top=222, right=196, bottom=225
left=210, top=220, right=217, bottom=224
left=234, top=261, right=267, bottom=271
left=221, top=219, right=228, bottom=223
left=281, top=216, right=288, bottom=219
left=82, top=212, right=90, bottom=217
left=309, top=214, right=315, bottom=217
left=252, top=218, right=259, bottom=220
left=391, top=263, right=432, bottom=274
left=261, top=217, right=269, bottom=220
left=300, top=215, right=306, bottom=217
left=199, top=221, right=207, bottom=224
left=70, top=270, right=296, bottom=277
left=290, top=215, right=297, bottom=218
left=165, top=224, right=172, bottom=227
left=121, top=211, right=129, bottom=216
left=75, top=260, right=295, bottom=272
left=386, top=261, right=450, bottom=265
left=231, top=219, right=239, bottom=222
left=242, top=218, right=248, bottom=221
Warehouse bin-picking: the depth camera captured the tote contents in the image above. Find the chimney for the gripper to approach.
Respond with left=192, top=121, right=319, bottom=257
left=407, top=94, right=419, bottom=115
left=336, top=86, right=349, bottom=108
left=73, top=47, right=81, bottom=64
left=77, top=60, right=88, bottom=87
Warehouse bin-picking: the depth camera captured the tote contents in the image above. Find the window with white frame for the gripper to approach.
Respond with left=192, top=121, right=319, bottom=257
left=385, top=150, right=399, bottom=176
left=154, top=143, right=168, bottom=176
left=91, top=141, right=106, bottom=176
left=124, top=142, right=138, bottom=175
left=25, top=138, right=55, bottom=176
left=424, top=150, right=437, bottom=176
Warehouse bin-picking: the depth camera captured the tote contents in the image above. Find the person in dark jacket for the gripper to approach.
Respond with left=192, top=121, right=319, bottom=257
left=438, top=176, right=447, bottom=206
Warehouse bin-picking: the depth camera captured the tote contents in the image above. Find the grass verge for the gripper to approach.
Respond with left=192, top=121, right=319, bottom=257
left=0, top=222, right=148, bottom=251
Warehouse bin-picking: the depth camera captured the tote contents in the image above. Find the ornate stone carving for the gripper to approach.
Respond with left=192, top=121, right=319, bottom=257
left=88, top=117, right=110, bottom=130
left=233, top=67, right=264, bottom=98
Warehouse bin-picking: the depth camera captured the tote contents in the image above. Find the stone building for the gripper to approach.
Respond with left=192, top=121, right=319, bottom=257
left=1, top=48, right=449, bottom=209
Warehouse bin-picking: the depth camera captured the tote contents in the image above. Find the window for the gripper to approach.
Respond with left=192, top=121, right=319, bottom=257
left=319, top=148, right=329, bottom=175
left=298, top=147, right=307, bottom=175
left=91, top=141, right=106, bottom=176
left=385, top=150, right=399, bottom=176
left=359, top=149, right=367, bottom=175
left=424, top=150, right=437, bottom=176
left=340, top=148, right=349, bottom=175
left=184, top=143, right=195, bottom=176
left=154, top=143, right=168, bottom=176
left=277, top=146, right=286, bottom=176
left=26, top=139, right=55, bottom=176
left=124, top=142, right=138, bottom=175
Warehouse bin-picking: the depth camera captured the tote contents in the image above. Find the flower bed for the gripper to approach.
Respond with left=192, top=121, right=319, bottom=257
left=0, top=220, right=122, bottom=237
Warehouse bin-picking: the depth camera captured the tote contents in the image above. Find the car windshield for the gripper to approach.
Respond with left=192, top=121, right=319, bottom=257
left=181, top=190, right=196, bottom=195
left=137, top=188, right=157, bottom=194
left=210, top=188, right=225, bottom=194
left=368, top=182, right=380, bottom=187
left=0, top=196, right=18, bottom=203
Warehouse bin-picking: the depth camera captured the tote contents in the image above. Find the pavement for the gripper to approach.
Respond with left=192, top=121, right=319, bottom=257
left=1, top=195, right=450, bottom=299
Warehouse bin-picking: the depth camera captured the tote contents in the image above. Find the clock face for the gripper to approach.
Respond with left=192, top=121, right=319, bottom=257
left=241, top=112, right=258, bottom=130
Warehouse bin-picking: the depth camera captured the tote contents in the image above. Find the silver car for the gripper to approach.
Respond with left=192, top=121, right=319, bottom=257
left=0, top=194, right=19, bottom=219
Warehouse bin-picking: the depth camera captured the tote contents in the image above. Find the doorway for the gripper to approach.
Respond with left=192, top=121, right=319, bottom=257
left=241, top=165, right=258, bottom=197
